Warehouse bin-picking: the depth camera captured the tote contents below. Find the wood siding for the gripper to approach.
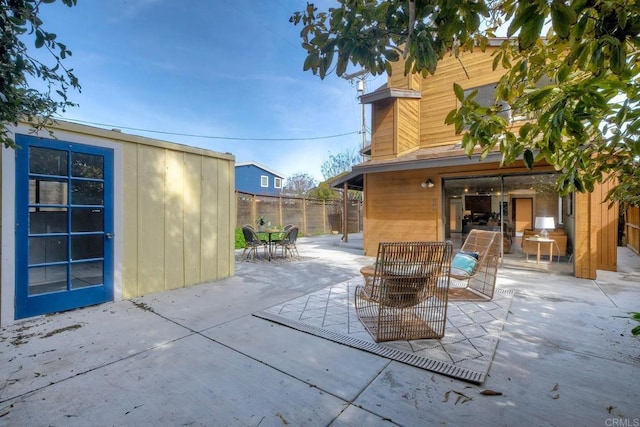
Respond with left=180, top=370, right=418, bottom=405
left=420, top=51, right=503, bottom=147
left=397, top=98, right=420, bottom=154
left=372, top=99, right=396, bottom=159
left=574, top=190, right=597, bottom=279
left=595, top=179, right=618, bottom=271
left=364, top=170, right=440, bottom=256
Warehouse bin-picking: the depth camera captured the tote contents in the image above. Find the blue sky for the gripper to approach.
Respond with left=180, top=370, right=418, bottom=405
left=36, top=0, right=386, bottom=183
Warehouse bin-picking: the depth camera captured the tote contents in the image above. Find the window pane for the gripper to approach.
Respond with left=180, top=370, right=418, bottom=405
left=72, top=153, right=104, bottom=179
left=71, top=235, right=103, bottom=260
left=30, top=147, right=68, bottom=176
left=261, top=176, right=268, bottom=187
left=29, top=236, right=68, bottom=264
left=29, top=179, right=67, bottom=205
left=30, top=209, right=68, bottom=234
left=71, top=208, right=104, bottom=232
left=71, top=180, right=104, bottom=205
left=29, top=265, right=67, bottom=295
left=71, top=261, right=103, bottom=288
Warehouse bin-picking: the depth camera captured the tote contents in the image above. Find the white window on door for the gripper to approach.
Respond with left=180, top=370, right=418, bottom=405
left=261, top=175, right=268, bottom=187
left=274, top=177, right=282, bottom=189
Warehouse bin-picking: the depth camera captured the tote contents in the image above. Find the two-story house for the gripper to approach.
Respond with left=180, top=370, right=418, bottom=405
left=333, top=40, right=617, bottom=280
left=235, top=162, right=284, bottom=196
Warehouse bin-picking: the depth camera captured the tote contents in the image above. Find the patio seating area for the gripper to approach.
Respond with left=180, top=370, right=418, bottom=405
left=1, top=233, right=639, bottom=425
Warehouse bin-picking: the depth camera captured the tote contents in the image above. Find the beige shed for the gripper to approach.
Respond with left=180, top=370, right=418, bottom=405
left=1, top=120, right=235, bottom=324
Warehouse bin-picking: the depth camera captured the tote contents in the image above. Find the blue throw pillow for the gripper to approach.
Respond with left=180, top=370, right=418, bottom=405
left=452, top=253, right=478, bottom=275
left=458, top=250, right=479, bottom=260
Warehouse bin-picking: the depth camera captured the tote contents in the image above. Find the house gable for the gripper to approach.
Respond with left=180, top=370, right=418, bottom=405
left=235, top=161, right=284, bottom=196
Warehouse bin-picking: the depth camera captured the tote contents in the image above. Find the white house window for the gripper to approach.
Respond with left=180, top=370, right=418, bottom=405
left=274, top=177, right=282, bottom=189
left=261, top=175, right=269, bottom=187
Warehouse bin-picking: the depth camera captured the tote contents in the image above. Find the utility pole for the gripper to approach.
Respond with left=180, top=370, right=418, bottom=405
left=344, top=70, right=368, bottom=161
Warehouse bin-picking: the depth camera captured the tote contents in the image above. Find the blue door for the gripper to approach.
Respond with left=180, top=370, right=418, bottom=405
left=15, top=135, right=114, bottom=319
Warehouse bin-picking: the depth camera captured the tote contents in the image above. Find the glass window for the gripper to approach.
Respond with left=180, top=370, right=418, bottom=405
left=261, top=175, right=268, bottom=187
left=274, top=177, right=282, bottom=189
left=30, top=179, right=68, bottom=206
left=30, top=147, right=68, bottom=176
left=464, top=83, right=511, bottom=122
left=71, top=180, right=104, bottom=205
left=29, top=265, right=67, bottom=295
left=72, top=153, right=104, bottom=179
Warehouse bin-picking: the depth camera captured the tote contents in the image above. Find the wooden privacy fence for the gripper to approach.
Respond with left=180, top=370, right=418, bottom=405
left=625, top=205, right=640, bottom=254
left=236, top=191, right=363, bottom=236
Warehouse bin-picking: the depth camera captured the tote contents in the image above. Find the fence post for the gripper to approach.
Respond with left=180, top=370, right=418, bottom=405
left=323, top=200, right=327, bottom=234
left=302, top=197, right=307, bottom=236
left=251, top=194, right=257, bottom=226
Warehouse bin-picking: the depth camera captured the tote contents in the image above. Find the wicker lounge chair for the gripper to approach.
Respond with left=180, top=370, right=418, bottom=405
left=355, top=241, right=453, bottom=342
left=448, top=229, right=501, bottom=301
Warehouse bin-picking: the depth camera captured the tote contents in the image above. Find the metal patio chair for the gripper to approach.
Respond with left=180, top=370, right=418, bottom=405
left=241, top=226, right=268, bottom=260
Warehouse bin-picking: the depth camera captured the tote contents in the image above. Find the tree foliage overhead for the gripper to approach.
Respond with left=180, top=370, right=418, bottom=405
left=1, top=0, right=79, bottom=148
left=291, top=0, right=640, bottom=206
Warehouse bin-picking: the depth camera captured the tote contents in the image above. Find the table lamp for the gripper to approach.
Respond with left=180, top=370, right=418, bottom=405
left=534, top=216, right=555, bottom=238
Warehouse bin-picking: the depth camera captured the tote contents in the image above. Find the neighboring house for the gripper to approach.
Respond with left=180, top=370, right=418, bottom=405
left=235, top=161, right=284, bottom=196
left=1, top=120, right=236, bottom=325
left=333, top=39, right=618, bottom=280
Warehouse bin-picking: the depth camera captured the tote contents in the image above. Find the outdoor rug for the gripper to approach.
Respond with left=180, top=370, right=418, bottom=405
left=253, top=279, right=513, bottom=384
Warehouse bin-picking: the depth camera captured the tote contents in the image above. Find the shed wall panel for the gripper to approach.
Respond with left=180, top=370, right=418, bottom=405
left=121, top=144, right=139, bottom=299
left=201, top=157, right=219, bottom=282
left=137, top=144, right=166, bottom=294
left=183, top=154, right=203, bottom=286
left=164, top=150, right=186, bottom=290
left=215, top=160, right=233, bottom=278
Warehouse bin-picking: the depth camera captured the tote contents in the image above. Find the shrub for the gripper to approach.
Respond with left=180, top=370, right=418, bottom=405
left=235, top=228, right=246, bottom=249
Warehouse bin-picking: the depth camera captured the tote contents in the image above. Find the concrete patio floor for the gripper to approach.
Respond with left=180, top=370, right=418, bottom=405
left=1, top=234, right=639, bottom=426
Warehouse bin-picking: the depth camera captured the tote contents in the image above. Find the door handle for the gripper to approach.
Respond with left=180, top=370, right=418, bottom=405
left=105, top=233, right=113, bottom=240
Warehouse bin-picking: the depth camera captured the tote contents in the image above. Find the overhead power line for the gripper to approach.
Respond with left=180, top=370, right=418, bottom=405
left=55, top=117, right=360, bottom=142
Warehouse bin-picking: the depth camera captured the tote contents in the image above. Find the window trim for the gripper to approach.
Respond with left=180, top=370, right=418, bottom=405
left=274, top=177, right=282, bottom=189
left=260, top=175, right=269, bottom=188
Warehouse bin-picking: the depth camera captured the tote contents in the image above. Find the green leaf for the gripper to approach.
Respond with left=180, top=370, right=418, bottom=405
left=557, top=64, right=570, bottom=83
left=609, top=43, right=625, bottom=75
left=550, top=0, right=576, bottom=39
left=523, top=149, right=534, bottom=169
left=453, top=83, right=465, bottom=102
left=492, top=51, right=502, bottom=71
left=445, top=109, right=457, bottom=125
left=519, top=13, right=544, bottom=50
left=632, top=325, right=640, bottom=336
left=35, top=30, right=45, bottom=48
